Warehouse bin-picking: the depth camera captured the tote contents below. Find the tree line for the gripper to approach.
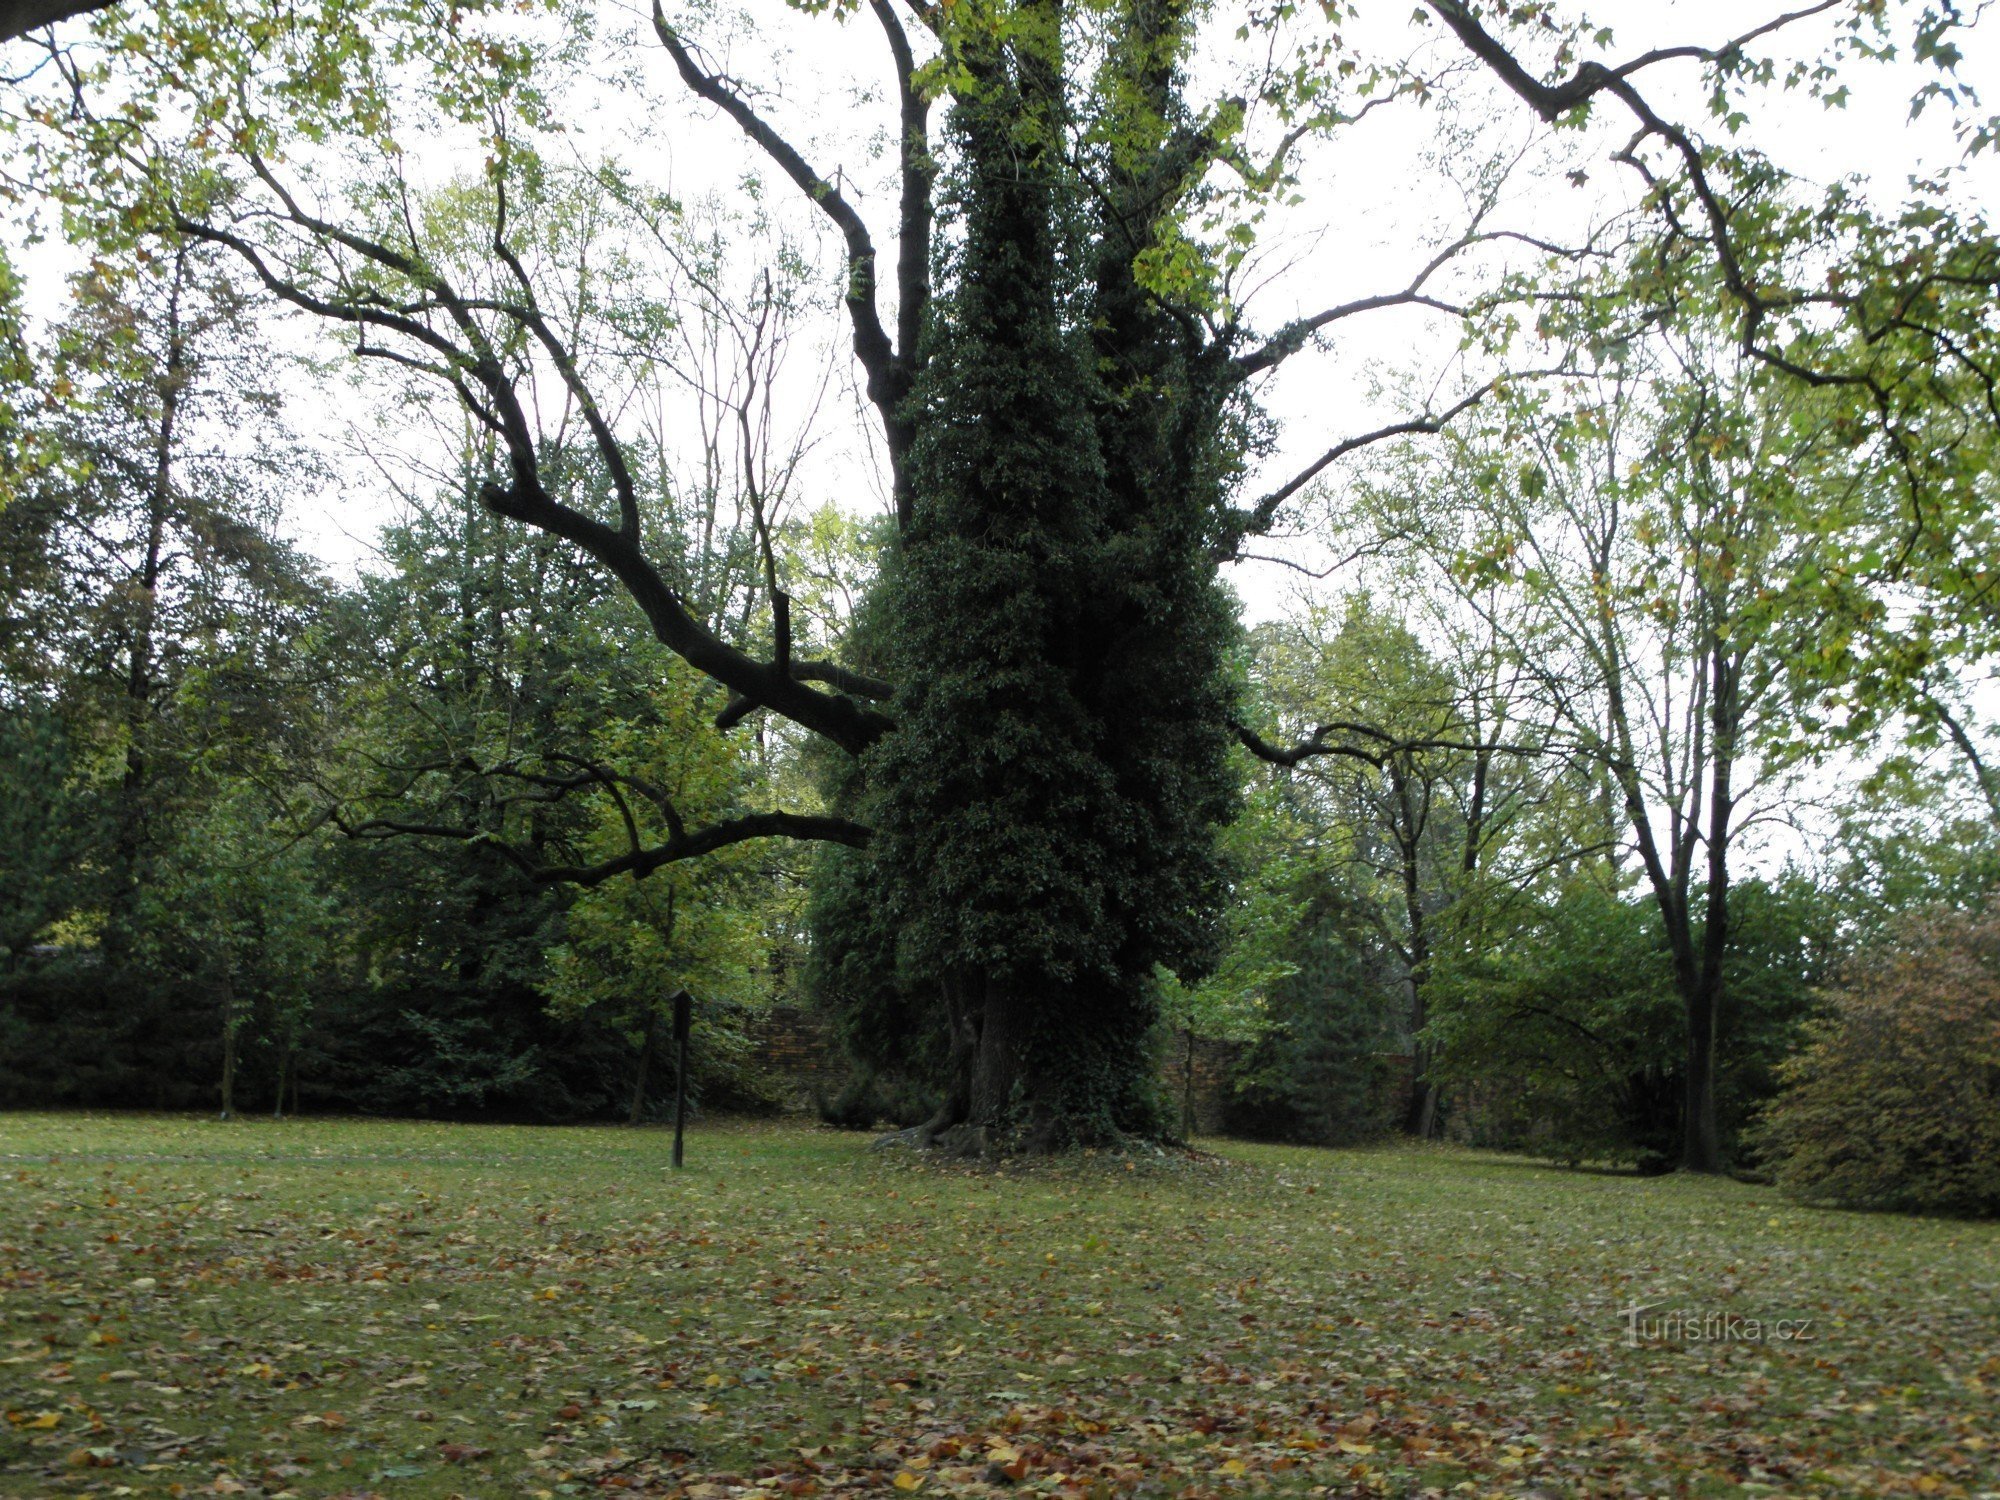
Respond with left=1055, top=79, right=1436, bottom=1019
left=1, top=0, right=1998, bottom=1207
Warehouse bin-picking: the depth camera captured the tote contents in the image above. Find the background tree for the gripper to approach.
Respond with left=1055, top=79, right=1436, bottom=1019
left=1359, top=339, right=1865, bottom=1169
left=0, top=244, right=323, bottom=951
left=1242, top=594, right=1568, bottom=1136
left=7, top=0, right=1996, bottom=1149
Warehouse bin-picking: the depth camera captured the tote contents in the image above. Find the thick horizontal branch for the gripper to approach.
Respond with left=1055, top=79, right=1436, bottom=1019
left=1233, top=720, right=1388, bottom=769
left=538, top=811, right=873, bottom=885
left=1232, top=718, right=1543, bottom=768
left=713, top=656, right=896, bottom=731
left=482, top=476, right=895, bottom=754
left=330, top=806, right=872, bottom=888
left=791, top=657, right=895, bottom=700
left=0, top=0, right=99, bottom=41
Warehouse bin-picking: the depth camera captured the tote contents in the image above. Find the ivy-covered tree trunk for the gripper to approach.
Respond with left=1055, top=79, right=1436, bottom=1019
left=858, top=0, right=1237, bottom=1152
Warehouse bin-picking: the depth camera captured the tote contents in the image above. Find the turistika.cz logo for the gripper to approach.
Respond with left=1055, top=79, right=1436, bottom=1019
left=1621, top=1304, right=1816, bottom=1348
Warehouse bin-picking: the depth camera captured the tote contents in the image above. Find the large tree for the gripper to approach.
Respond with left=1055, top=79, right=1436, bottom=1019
left=1359, top=338, right=1872, bottom=1171
left=8, top=0, right=1995, bottom=1149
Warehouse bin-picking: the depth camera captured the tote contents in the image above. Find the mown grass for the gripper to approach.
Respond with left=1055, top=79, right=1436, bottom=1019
left=0, top=1114, right=1994, bottom=1499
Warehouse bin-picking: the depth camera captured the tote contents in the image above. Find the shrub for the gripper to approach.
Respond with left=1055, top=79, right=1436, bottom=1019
left=814, top=1071, right=938, bottom=1131
left=1757, top=903, right=2000, bottom=1216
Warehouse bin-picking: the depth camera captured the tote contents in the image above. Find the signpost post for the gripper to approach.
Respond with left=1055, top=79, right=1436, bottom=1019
left=670, top=989, right=692, bottom=1170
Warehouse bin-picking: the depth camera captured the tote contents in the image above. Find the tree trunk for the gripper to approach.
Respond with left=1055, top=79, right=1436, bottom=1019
left=1393, top=783, right=1438, bottom=1140
left=628, top=1010, right=657, bottom=1126
left=271, top=1039, right=291, bottom=1120
left=1181, top=1026, right=1197, bottom=1141
left=217, top=970, right=238, bottom=1122
left=916, top=971, right=979, bottom=1143
left=1681, top=969, right=1722, bottom=1173
left=107, top=252, right=189, bottom=953
left=1405, top=1061, right=1439, bottom=1140
left=1682, top=647, right=1739, bottom=1175
left=916, top=972, right=1064, bottom=1155
left=966, top=979, right=1025, bottom=1144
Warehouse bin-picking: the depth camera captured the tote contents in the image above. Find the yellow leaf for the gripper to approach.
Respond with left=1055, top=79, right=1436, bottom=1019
left=27, top=1412, right=61, bottom=1430
left=892, top=1472, right=924, bottom=1492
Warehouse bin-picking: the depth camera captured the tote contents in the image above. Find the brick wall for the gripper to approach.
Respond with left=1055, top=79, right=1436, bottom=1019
left=745, top=1005, right=850, bottom=1110
left=1157, top=1034, right=1242, bottom=1136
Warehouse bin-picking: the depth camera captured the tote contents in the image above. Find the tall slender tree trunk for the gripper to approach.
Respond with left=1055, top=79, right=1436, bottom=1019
left=108, top=251, right=189, bottom=949
left=271, top=1038, right=291, bottom=1119
left=628, top=1010, right=657, bottom=1126
left=1182, top=1026, right=1198, bottom=1141
left=1392, top=772, right=1439, bottom=1139
left=1681, top=645, right=1739, bottom=1175
left=217, top=969, right=238, bottom=1121
left=1680, top=967, right=1721, bottom=1173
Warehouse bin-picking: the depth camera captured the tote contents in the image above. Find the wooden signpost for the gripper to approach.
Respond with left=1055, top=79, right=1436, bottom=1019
left=670, top=989, right=692, bottom=1170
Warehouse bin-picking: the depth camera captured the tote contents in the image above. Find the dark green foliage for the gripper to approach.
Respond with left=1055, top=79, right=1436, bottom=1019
left=839, top=13, right=1241, bottom=1146
left=0, top=958, right=212, bottom=1110
left=1223, top=899, right=1401, bottom=1146
left=0, top=708, right=104, bottom=960
left=1431, top=884, right=1684, bottom=1170
left=1429, top=877, right=1831, bottom=1172
left=814, top=1070, right=941, bottom=1132
left=806, top=841, right=943, bottom=1079
left=1715, top=877, right=1841, bottom=1159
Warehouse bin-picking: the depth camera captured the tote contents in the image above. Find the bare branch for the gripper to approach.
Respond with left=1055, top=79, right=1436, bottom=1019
left=651, top=3, right=906, bottom=441
left=329, top=804, right=871, bottom=887
left=1216, top=381, right=1509, bottom=559
left=1422, top=0, right=1844, bottom=124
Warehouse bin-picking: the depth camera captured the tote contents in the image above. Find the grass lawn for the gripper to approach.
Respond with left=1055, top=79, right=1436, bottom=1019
left=0, top=1115, right=1994, bottom=1499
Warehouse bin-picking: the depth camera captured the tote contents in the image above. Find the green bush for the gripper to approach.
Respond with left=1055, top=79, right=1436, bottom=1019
left=1758, top=903, right=2000, bottom=1216
left=1426, top=877, right=1831, bottom=1172
left=814, top=1071, right=939, bottom=1132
